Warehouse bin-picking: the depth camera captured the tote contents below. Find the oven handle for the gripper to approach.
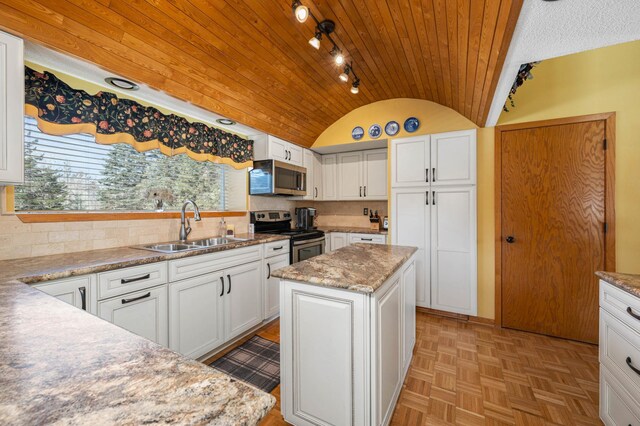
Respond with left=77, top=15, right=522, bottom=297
left=292, top=236, right=326, bottom=246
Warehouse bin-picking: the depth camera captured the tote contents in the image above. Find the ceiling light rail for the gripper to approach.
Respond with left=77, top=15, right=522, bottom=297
left=291, top=0, right=361, bottom=94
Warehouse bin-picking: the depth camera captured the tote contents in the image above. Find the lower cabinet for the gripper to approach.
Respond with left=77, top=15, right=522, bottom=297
left=224, top=261, right=263, bottom=341
left=401, top=258, right=417, bottom=373
left=98, top=285, right=169, bottom=347
left=34, top=275, right=97, bottom=314
left=263, top=253, right=290, bottom=320
left=168, top=274, right=225, bottom=359
left=330, top=232, right=349, bottom=251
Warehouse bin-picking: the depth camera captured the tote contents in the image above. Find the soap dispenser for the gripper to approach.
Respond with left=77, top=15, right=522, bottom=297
left=218, top=218, right=227, bottom=237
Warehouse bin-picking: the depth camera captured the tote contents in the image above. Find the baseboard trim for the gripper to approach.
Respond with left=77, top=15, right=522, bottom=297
left=416, top=307, right=495, bottom=326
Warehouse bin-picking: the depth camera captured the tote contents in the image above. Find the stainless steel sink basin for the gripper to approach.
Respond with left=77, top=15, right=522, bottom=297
left=134, top=237, right=249, bottom=253
left=139, top=243, right=200, bottom=253
left=190, top=237, right=248, bottom=247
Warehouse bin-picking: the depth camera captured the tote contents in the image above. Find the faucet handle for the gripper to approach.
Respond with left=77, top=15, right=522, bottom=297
left=185, top=217, right=192, bottom=237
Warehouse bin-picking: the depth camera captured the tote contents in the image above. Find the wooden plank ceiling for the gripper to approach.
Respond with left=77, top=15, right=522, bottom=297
left=0, top=0, right=522, bottom=147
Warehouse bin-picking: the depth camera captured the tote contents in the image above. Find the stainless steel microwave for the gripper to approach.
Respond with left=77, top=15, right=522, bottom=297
left=249, top=160, right=307, bottom=196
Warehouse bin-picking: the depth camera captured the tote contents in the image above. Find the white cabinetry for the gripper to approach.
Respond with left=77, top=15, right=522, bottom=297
left=253, top=134, right=303, bottom=166
left=302, top=149, right=314, bottom=200
left=224, top=261, right=263, bottom=341
left=330, top=232, right=349, bottom=251
left=98, top=285, right=169, bottom=347
left=337, top=149, right=387, bottom=200
left=402, top=258, right=416, bottom=373
left=391, top=129, right=477, bottom=315
left=312, top=152, right=323, bottom=200
left=0, top=31, right=24, bottom=185
left=599, top=280, right=640, bottom=425
left=337, top=151, right=363, bottom=200
left=322, top=154, right=338, bottom=201
left=349, top=233, right=387, bottom=245
left=34, top=275, right=97, bottom=314
left=264, top=253, right=289, bottom=320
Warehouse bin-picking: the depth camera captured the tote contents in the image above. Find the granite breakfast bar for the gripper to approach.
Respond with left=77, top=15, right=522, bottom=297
left=271, top=243, right=418, bottom=426
left=0, top=234, right=286, bottom=425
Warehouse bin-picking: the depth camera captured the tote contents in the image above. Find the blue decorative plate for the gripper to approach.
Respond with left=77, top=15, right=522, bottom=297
left=368, top=124, right=382, bottom=139
left=385, top=121, right=400, bottom=136
left=352, top=126, right=364, bottom=140
left=404, top=117, right=420, bottom=133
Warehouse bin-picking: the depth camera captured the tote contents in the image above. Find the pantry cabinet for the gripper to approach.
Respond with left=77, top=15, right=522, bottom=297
left=253, top=134, right=303, bottom=166
left=0, top=31, right=24, bottom=185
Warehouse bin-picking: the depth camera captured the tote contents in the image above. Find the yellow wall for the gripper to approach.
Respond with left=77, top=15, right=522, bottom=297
left=312, top=99, right=496, bottom=320
left=498, top=39, right=640, bottom=273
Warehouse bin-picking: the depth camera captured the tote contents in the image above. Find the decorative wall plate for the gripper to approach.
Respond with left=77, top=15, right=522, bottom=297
left=368, top=124, right=382, bottom=139
left=352, top=126, right=364, bottom=140
left=404, top=117, right=420, bottom=133
left=384, top=121, right=399, bottom=136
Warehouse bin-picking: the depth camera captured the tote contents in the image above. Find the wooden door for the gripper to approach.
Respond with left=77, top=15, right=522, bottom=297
left=430, top=129, right=476, bottom=186
left=500, top=119, right=608, bottom=343
left=337, top=151, right=363, bottom=200
left=430, top=187, right=477, bottom=316
left=390, top=136, right=430, bottom=187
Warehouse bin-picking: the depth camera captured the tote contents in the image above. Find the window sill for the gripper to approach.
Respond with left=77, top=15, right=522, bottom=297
left=16, top=211, right=247, bottom=223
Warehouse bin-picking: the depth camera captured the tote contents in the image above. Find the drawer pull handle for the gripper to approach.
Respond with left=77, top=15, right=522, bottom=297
left=273, top=246, right=284, bottom=251
left=122, top=292, right=151, bottom=304
left=220, top=277, right=225, bottom=297
left=361, top=238, right=373, bottom=241
left=267, top=263, right=271, bottom=279
left=627, top=306, right=640, bottom=321
left=121, top=273, right=151, bottom=284
left=227, top=274, right=232, bottom=294
left=626, top=357, right=640, bottom=376
left=78, top=286, right=87, bottom=311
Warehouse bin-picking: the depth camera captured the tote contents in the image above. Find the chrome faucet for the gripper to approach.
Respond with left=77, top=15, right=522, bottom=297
left=179, top=200, right=201, bottom=241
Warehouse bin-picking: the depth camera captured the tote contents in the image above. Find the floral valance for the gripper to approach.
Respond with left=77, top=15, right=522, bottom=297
left=24, top=67, right=253, bottom=169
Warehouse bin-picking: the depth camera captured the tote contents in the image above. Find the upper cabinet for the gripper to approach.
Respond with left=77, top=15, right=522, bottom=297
left=253, top=134, right=303, bottom=167
left=302, top=149, right=314, bottom=201
left=391, top=129, right=476, bottom=187
left=312, top=152, right=323, bottom=200
left=322, top=154, right=338, bottom=201
left=0, top=31, right=24, bottom=185
left=336, top=148, right=388, bottom=201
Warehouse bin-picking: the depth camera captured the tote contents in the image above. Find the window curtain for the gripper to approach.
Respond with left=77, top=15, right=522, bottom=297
left=23, top=67, right=253, bottom=169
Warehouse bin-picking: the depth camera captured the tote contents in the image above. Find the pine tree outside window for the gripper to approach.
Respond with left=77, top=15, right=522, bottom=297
left=15, top=116, right=247, bottom=213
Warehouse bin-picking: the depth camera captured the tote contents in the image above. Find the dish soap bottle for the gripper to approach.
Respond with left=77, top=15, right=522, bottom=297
left=218, top=218, right=227, bottom=237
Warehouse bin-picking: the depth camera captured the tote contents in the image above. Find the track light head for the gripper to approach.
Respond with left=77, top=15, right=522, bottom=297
left=331, top=46, right=344, bottom=65
left=309, top=30, right=322, bottom=49
left=339, top=65, right=350, bottom=82
left=351, top=78, right=360, bottom=94
left=292, top=1, right=309, bottom=23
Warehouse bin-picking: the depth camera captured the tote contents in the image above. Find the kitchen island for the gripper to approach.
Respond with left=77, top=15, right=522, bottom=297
left=271, top=243, right=418, bottom=426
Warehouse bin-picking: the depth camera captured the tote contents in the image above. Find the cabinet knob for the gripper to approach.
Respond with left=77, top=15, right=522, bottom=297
left=506, top=236, right=515, bottom=244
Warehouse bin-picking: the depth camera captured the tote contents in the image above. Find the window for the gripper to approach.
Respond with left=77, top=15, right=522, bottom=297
left=15, top=116, right=247, bottom=212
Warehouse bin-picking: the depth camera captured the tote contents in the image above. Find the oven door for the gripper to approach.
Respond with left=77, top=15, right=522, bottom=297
left=292, top=236, right=325, bottom=263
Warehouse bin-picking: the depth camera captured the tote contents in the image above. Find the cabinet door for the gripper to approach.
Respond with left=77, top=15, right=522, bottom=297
left=98, top=285, right=168, bottom=346
left=288, top=143, right=304, bottom=166
left=363, top=149, right=388, bottom=200
left=322, top=154, right=338, bottom=200
left=324, top=234, right=331, bottom=252
left=34, top=275, right=97, bottom=314
left=337, top=151, right=363, bottom=200
left=330, top=232, right=349, bottom=251
left=430, top=187, right=477, bottom=315
left=268, top=136, right=288, bottom=162
left=349, top=233, right=387, bottom=245
left=313, top=152, right=323, bottom=200
left=169, top=274, right=224, bottom=359
left=390, top=136, right=429, bottom=187
left=224, top=261, right=263, bottom=341
left=392, top=188, right=430, bottom=308
left=302, top=149, right=314, bottom=200
left=0, top=31, right=24, bottom=184
left=402, top=259, right=416, bottom=372
left=264, top=253, right=290, bottom=320
left=430, top=129, right=476, bottom=186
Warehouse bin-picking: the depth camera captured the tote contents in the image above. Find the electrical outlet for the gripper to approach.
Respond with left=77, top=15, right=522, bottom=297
left=363, top=208, right=368, bottom=216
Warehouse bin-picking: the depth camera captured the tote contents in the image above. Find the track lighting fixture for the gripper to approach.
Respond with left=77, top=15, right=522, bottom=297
left=291, top=1, right=362, bottom=93
left=292, top=1, right=309, bottom=23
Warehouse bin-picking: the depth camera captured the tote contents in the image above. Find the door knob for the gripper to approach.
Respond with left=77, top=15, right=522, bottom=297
left=506, top=236, right=515, bottom=244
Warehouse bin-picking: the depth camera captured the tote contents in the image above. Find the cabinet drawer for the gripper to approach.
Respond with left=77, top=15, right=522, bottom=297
left=349, top=233, right=386, bottom=245
left=97, top=284, right=168, bottom=347
left=169, top=244, right=262, bottom=282
left=601, top=365, right=640, bottom=426
left=264, top=240, right=290, bottom=258
left=601, top=280, right=640, bottom=333
left=600, top=308, right=640, bottom=394
left=98, top=262, right=167, bottom=300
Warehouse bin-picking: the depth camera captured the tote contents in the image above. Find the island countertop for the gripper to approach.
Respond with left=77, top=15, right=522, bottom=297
left=270, top=243, right=417, bottom=293
left=596, top=271, right=640, bottom=298
left=0, top=233, right=286, bottom=425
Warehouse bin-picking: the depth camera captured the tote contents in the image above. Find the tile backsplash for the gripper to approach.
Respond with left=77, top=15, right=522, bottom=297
left=294, top=200, right=388, bottom=229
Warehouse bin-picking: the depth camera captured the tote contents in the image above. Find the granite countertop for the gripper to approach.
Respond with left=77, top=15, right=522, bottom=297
left=0, top=233, right=287, bottom=425
left=596, top=271, right=640, bottom=298
left=271, top=243, right=416, bottom=293
left=319, top=226, right=388, bottom=235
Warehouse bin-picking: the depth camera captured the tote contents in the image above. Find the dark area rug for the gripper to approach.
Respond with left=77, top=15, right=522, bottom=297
left=209, top=335, right=280, bottom=393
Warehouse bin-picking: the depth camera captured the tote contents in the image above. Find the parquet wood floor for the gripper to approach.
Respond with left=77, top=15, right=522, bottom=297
left=256, top=312, right=601, bottom=425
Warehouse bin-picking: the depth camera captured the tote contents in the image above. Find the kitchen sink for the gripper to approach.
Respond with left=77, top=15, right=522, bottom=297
left=134, top=237, right=249, bottom=253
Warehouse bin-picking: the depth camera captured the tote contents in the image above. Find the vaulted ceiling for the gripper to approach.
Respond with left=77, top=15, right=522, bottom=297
left=0, top=0, right=522, bottom=147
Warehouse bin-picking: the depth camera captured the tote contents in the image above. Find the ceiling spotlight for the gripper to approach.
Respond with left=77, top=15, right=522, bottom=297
left=105, top=77, right=139, bottom=91
left=308, top=30, right=321, bottom=49
left=292, top=1, right=309, bottom=23
left=351, top=78, right=360, bottom=94
left=216, top=118, right=236, bottom=126
left=339, top=65, right=350, bottom=82
left=331, top=46, right=344, bottom=65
